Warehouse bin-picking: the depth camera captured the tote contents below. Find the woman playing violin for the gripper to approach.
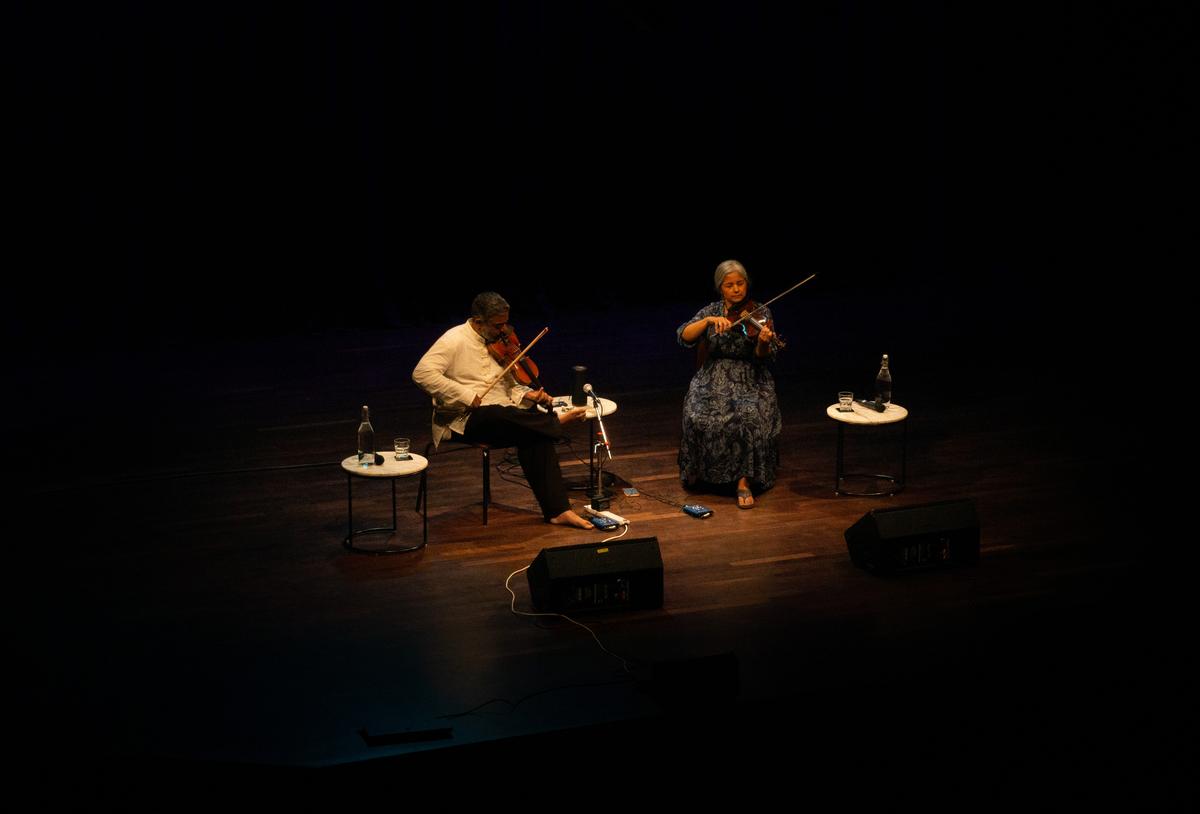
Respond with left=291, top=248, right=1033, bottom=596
left=677, top=260, right=782, bottom=509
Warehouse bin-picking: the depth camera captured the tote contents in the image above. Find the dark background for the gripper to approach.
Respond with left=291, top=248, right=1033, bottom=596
left=10, top=0, right=1184, bottom=497
left=15, top=1, right=1182, bottom=352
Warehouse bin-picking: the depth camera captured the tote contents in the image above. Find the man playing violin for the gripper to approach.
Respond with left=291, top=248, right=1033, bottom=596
left=413, top=291, right=593, bottom=529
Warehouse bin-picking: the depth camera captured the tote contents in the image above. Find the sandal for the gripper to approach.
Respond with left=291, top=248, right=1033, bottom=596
left=737, top=488, right=755, bottom=509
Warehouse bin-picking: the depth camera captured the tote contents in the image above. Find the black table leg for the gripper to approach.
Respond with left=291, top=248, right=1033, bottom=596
left=834, top=420, right=907, bottom=497
left=344, top=474, right=425, bottom=554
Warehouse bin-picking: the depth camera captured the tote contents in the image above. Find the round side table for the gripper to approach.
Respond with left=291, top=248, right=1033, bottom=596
left=341, top=453, right=429, bottom=554
left=826, top=402, right=909, bottom=496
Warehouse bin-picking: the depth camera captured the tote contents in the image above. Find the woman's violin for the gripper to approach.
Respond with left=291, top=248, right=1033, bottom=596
left=725, top=272, right=818, bottom=350
left=727, top=299, right=786, bottom=351
left=693, top=273, right=814, bottom=367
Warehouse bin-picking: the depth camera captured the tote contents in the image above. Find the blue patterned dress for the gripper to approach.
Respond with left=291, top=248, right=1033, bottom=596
left=677, top=301, right=781, bottom=492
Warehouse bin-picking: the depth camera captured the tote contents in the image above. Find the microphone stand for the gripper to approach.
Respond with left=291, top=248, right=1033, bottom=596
left=586, top=388, right=614, bottom=504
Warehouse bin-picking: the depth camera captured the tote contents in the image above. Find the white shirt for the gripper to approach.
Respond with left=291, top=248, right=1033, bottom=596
left=412, top=320, right=532, bottom=445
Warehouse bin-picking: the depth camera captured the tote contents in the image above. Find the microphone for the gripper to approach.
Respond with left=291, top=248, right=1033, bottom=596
left=583, top=383, right=595, bottom=397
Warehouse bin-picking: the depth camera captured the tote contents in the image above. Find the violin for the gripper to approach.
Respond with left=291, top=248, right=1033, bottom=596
left=693, top=273, right=815, bottom=368
left=487, top=326, right=544, bottom=390
left=473, top=325, right=552, bottom=408
left=726, top=299, right=786, bottom=351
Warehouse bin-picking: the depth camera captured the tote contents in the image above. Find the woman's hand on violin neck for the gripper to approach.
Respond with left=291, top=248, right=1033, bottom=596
left=708, top=315, right=733, bottom=335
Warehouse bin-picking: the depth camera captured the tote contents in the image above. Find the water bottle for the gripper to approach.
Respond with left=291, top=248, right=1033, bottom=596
left=874, top=354, right=892, bottom=404
left=357, top=405, right=375, bottom=465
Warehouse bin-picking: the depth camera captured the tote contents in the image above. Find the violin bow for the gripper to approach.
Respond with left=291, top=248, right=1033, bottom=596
left=727, top=273, right=817, bottom=330
left=475, top=326, right=550, bottom=402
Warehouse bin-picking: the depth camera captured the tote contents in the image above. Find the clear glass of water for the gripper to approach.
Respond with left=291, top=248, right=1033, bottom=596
left=837, top=391, right=854, bottom=412
left=393, top=437, right=410, bottom=460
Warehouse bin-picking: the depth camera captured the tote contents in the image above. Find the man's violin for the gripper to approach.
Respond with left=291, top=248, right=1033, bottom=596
left=487, top=327, right=544, bottom=390
left=473, top=326, right=551, bottom=406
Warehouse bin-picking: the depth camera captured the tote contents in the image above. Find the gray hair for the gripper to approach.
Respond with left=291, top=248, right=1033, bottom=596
left=714, top=259, right=750, bottom=292
left=470, top=292, right=510, bottom=320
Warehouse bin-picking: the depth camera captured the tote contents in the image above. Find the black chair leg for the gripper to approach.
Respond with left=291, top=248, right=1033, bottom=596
left=414, top=438, right=495, bottom=526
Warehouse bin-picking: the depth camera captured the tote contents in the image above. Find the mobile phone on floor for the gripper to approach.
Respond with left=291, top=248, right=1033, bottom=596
left=623, top=487, right=640, bottom=496
left=590, top=515, right=619, bottom=530
left=682, top=504, right=712, bottom=519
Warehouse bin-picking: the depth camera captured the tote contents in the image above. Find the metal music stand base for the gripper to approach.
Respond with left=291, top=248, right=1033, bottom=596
left=568, top=473, right=615, bottom=491
left=568, top=411, right=616, bottom=497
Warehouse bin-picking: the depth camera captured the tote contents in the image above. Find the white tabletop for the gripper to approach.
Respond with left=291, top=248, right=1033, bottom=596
left=826, top=402, right=908, bottom=425
left=341, top=453, right=429, bottom=478
left=552, top=396, right=618, bottom=419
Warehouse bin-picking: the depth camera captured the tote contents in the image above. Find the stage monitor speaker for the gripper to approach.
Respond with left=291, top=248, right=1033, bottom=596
left=527, top=536, right=663, bottom=612
left=844, top=499, right=979, bottom=574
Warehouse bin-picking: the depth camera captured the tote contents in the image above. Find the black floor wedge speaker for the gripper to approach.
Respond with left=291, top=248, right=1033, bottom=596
left=844, top=499, right=979, bottom=574
left=527, top=536, right=664, bottom=612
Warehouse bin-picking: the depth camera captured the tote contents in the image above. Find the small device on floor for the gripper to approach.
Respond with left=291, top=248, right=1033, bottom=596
left=583, top=505, right=629, bottom=526
left=623, top=487, right=640, bottom=496
left=682, top=503, right=713, bottom=519
left=589, top=515, right=620, bottom=530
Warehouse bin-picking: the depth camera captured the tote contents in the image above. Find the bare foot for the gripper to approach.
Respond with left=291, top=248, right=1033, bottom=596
left=549, top=508, right=595, bottom=529
left=736, top=477, right=755, bottom=509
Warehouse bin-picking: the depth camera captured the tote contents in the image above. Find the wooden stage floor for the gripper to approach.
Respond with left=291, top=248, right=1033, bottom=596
left=18, top=304, right=1182, bottom=798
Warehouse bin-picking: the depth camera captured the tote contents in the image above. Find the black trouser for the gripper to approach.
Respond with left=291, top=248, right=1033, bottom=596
left=457, top=405, right=570, bottom=521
